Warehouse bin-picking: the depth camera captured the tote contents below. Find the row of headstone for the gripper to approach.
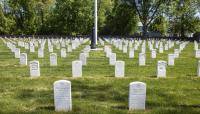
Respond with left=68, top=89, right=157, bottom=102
left=53, top=80, right=146, bottom=112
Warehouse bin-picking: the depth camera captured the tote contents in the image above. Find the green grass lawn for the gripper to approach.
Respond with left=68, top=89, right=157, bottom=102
left=0, top=38, right=200, bottom=114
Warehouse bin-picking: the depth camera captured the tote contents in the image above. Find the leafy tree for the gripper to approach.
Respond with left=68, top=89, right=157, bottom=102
left=102, top=1, right=138, bottom=35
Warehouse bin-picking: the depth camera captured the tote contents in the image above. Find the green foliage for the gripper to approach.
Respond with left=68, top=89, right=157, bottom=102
left=149, top=16, right=168, bottom=36
left=0, top=0, right=200, bottom=36
left=101, top=2, right=138, bottom=35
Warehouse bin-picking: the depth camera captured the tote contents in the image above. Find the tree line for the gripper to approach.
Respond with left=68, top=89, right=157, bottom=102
left=0, top=0, right=200, bottom=36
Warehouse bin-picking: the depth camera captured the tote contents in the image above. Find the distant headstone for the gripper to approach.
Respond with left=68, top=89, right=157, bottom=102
left=38, top=48, right=44, bottom=58
left=72, top=61, right=82, bottom=77
left=50, top=53, right=57, bottom=66
left=109, top=53, right=116, bottom=65
left=30, top=45, right=35, bottom=52
left=61, top=48, right=67, bottom=58
left=157, top=61, right=167, bottom=78
left=168, top=54, right=175, bottom=66
left=195, top=50, right=200, bottom=58
left=54, top=80, right=72, bottom=112
left=129, top=82, right=146, bottom=110
left=15, top=48, right=20, bottom=58
left=139, top=53, right=146, bottom=66
left=129, top=49, right=134, bottom=58
left=20, top=53, right=27, bottom=65
left=197, top=61, right=200, bottom=77
left=115, top=61, right=125, bottom=77
left=30, top=60, right=40, bottom=77
left=151, top=49, right=156, bottom=58
left=79, top=53, right=87, bottom=65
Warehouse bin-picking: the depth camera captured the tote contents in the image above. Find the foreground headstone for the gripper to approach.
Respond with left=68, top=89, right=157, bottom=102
left=20, top=53, right=27, bottom=65
left=54, top=80, right=72, bottom=112
left=30, top=60, right=40, bottom=77
left=129, top=82, right=146, bottom=110
left=50, top=53, right=57, bottom=66
left=157, top=61, right=167, bottom=78
left=72, top=61, right=82, bottom=77
left=115, top=61, right=125, bottom=77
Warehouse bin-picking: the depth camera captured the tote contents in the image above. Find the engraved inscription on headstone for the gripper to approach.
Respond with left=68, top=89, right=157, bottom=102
left=129, top=82, right=146, bottom=110
left=30, top=60, right=40, bottom=77
left=54, top=80, right=72, bottom=112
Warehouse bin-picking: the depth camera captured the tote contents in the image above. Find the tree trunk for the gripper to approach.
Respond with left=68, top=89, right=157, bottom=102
left=142, top=24, right=148, bottom=39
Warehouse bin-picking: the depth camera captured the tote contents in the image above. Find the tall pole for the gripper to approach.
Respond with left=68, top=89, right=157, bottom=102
left=94, top=0, right=98, bottom=45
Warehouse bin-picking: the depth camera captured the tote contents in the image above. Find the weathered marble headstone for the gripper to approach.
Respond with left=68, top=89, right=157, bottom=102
left=80, top=53, right=87, bottom=65
left=129, top=82, right=146, bottom=110
left=61, top=48, right=67, bottom=58
left=151, top=49, right=156, bottom=58
left=115, top=61, right=125, bottom=77
left=30, top=45, right=35, bottom=52
left=54, top=80, right=72, bottom=112
left=109, top=53, right=116, bottom=65
left=20, top=53, right=27, bottom=65
left=72, top=60, right=82, bottom=77
left=48, top=45, right=54, bottom=52
left=174, top=49, right=180, bottom=58
left=30, top=60, right=40, bottom=77
left=123, top=46, right=128, bottom=53
left=139, top=53, right=146, bottom=66
left=129, top=49, right=134, bottom=58
left=38, top=48, right=44, bottom=58
left=15, top=48, right=20, bottom=58
left=50, top=53, right=57, bottom=66
left=67, top=45, right=72, bottom=52
left=197, top=61, right=200, bottom=77
left=195, top=50, right=200, bottom=58
left=168, top=54, right=175, bottom=66
left=157, top=61, right=167, bottom=78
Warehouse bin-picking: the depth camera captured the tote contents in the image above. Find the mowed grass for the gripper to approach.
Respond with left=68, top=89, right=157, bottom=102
left=0, top=38, right=200, bottom=114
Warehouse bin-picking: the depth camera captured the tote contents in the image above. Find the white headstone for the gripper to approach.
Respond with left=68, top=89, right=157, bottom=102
left=38, top=48, right=44, bottom=58
left=72, top=61, right=82, bottom=77
left=61, top=48, right=67, bottom=58
left=197, top=61, right=200, bottom=77
left=15, top=48, right=20, bottom=58
left=109, top=53, right=116, bottom=65
left=30, top=45, right=35, bottom=52
left=54, top=80, right=72, bottom=112
left=20, top=53, right=27, bottom=65
left=129, top=49, right=134, bottom=58
left=151, top=49, right=156, bottom=58
left=79, top=53, right=87, bottom=65
left=50, top=53, right=57, bottom=66
left=115, top=61, right=125, bottom=77
left=195, top=50, right=200, bottom=58
left=139, top=53, right=146, bottom=66
left=129, top=82, right=146, bottom=110
left=168, top=54, right=175, bottom=66
left=30, top=60, right=40, bottom=77
left=157, top=61, right=167, bottom=78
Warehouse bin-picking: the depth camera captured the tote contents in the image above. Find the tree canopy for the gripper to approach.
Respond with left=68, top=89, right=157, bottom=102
left=0, top=0, right=199, bottom=36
